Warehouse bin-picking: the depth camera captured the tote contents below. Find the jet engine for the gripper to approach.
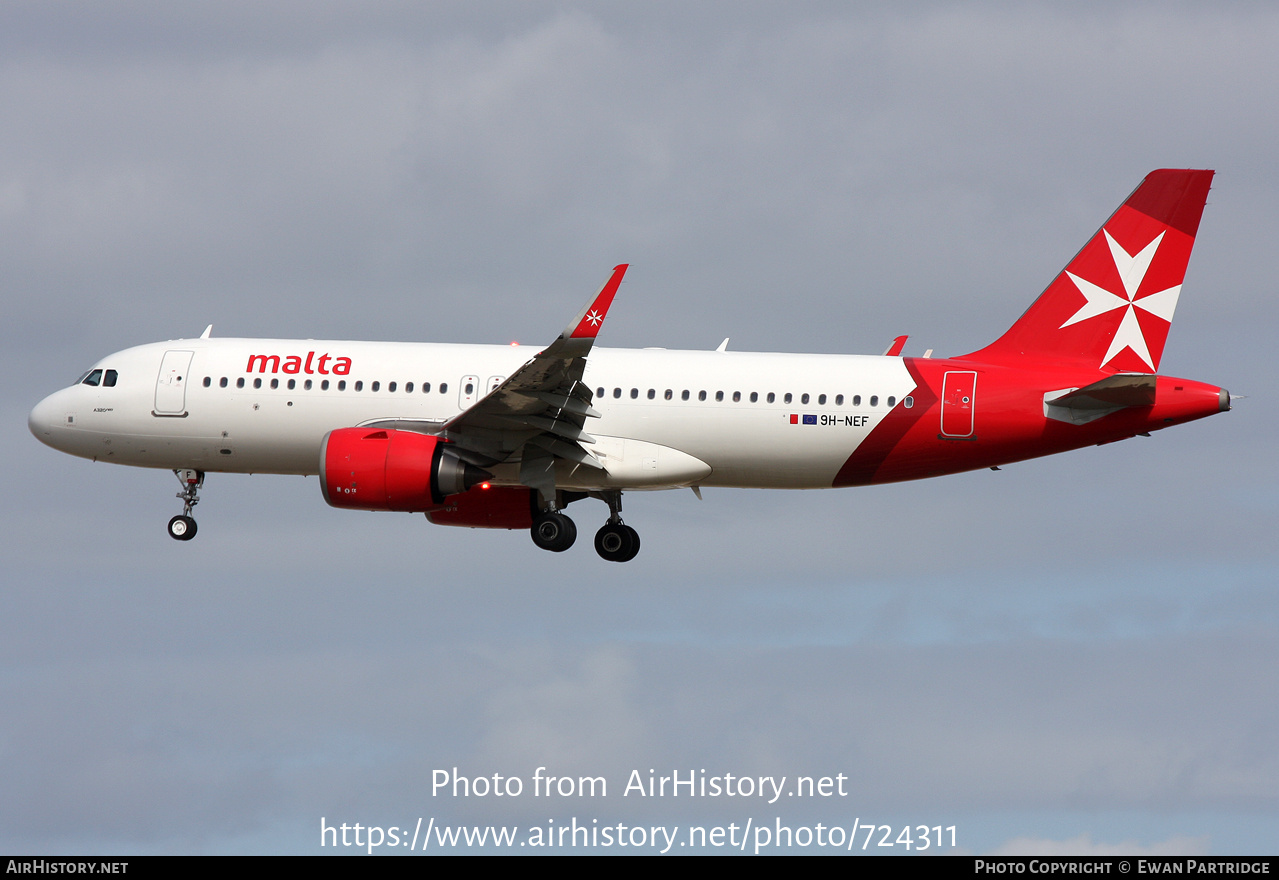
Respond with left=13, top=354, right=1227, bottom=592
left=320, top=428, right=489, bottom=511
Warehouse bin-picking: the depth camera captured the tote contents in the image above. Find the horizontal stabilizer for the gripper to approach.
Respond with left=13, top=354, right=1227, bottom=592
left=1044, top=373, right=1155, bottom=424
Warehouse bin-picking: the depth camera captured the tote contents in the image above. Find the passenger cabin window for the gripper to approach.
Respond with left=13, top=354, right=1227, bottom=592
left=767, top=392, right=775, bottom=403
left=270, top=378, right=279, bottom=389
left=439, top=383, right=448, bottom=393
left=801, top=393, right=809, bottom=404
left=372, top=381, right=380, bottom=392
left=681, top=390, right=690, bottom=401
left=784, top=393, right=792, bottom=404
left=253, top=378, right=262, bottom=389
left=870, top=395, right=879, bottom=406
left=237, top=378, right=245, bottom=389
left=321, top=380, right=329, bottom=390
left=220, top=377, right=228, bottom=388
left=203, top=377, right=211, bottom=387
left=287, top=379, right=296, bottom=390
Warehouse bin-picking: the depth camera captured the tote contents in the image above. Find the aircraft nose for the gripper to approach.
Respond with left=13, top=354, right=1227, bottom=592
left=29, top=391, right=66, bottom=446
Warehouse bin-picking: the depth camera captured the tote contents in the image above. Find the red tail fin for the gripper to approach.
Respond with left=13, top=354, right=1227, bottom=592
left=962, top=169, right=1214, bottom=373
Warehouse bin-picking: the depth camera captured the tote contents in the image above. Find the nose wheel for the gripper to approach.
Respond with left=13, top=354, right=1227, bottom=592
left=169, top=469, right=204, bottom=541
left=168, top=515, right=197, bottom=541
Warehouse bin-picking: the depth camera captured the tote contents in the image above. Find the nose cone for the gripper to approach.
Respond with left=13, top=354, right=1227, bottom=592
left=29, top=389, right=69, bottom=448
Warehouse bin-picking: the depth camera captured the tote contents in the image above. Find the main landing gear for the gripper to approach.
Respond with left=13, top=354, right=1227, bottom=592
left=531, top=510, right=577, bottom=553
left=167, top=468, right=204, bottom=541
left=529, top=490, right=640, bottom=562
left=594, top=521, right=640, bottom=563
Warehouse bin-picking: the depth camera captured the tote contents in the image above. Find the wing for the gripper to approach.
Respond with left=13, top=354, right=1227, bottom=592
left=437, top=264, right=628, bottom=503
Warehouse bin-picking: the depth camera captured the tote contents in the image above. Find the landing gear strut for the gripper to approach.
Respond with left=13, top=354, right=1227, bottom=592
left=168, top=468, right=204, bottom=541
left=593, top=491, right=640, bottom=563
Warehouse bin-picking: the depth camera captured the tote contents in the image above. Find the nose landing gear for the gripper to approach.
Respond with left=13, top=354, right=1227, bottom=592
left=167, top=468, right=204, bottom=541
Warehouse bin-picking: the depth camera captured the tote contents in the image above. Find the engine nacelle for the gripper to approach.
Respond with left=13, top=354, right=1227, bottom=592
left=426, top=485, right=537, bottom=530
left=320, top=427, right=489, bottom=511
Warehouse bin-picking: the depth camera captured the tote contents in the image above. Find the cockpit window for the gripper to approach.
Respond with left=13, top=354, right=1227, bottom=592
left=81, top=369, right=103, bottom=387
left=103, top=370, right=118, bottom=387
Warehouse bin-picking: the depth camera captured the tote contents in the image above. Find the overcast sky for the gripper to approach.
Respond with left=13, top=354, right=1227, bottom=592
left=3, top=1, right=1276, bottom=855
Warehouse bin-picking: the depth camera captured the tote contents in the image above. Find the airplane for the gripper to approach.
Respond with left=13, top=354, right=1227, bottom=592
left=29, top=169, right=1228, bottom=562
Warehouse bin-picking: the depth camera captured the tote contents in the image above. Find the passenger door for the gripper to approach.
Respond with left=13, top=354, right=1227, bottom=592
left=154, top=350, right=194, bottom=416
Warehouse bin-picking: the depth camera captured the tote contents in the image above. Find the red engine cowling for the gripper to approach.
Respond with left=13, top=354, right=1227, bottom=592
left=426, top=485, right=537, bottom=530
left=320, top=428, right=489, bottom=511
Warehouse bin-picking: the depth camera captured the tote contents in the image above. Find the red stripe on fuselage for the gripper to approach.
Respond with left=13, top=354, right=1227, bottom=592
left=833, top=357, right=937, bottom=487
left=834, top=358, right=1225, bottom=487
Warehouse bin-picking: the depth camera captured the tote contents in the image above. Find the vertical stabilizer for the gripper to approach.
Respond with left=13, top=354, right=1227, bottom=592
left=962, top=169, right=1213, bottom=373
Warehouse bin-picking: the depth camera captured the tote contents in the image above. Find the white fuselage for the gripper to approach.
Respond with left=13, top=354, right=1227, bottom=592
left=29, top=337, right=918, bottom=491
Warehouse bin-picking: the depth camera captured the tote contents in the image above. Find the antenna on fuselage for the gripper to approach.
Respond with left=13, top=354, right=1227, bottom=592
left=199, top=325, right=213, bottom=339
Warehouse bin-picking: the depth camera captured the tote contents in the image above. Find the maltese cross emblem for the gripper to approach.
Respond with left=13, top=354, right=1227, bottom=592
left=1059, top=229, right=1181, bottom=370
